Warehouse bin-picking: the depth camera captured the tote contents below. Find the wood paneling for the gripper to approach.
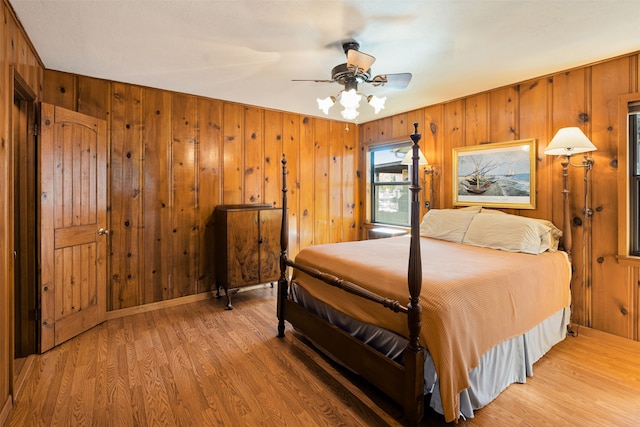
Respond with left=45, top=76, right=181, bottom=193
left=313, top=119, right=330, bottom=245
left=170, top=94, right=198, bottom=299
left=263, top=110, right=282, bottom=208
left=196, top=97, right=222, bottom=294
left=222, top=103, right=244, bottom=205
left=328, top=121, right=343, bottom=243
left=519, top=77, right=552, bottom=220
left=489, top=86, right=518, bottom=142
left=142, top=88, right=173, bottom=303
left=110, top=83, right=143, bottom=309
left=282, top=113, right=300, bottom=256
left=590, top=57, right=633, bottom=335
left=298, top=117, right=315, bottom=250
left=464, top=93, right=489, bottom=145
left=243, top=107, right=264, bottom=205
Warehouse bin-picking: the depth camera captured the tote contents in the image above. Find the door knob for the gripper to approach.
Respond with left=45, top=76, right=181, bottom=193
left=97, top=228, right=110, bottom=236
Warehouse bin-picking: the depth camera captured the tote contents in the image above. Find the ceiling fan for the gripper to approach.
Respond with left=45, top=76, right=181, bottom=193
left=293, top=40, right=412, bottom=120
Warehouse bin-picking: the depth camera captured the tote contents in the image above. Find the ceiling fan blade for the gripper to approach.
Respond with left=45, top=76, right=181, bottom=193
left=291, top=79, right=335, bottom=83
left=347, top=49, right=375, bottom=72
left=370, top=73, right=412, bottom=89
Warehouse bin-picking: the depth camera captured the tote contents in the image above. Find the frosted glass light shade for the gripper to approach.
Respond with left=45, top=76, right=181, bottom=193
left=316, top=96, right=335, bottom=114
left=340, top=107, right=359, bottom=120
left=367, top=95, right=386, bottom=114
left=544, top=127, right=597, bottom=156
left=339, top=89, right=362, bottom=109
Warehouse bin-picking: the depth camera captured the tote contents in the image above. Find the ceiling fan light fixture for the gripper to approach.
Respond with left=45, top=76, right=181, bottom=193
left=317, top=96, right=336, bottom=115
left=339, top=88, right=362, bottom=110
left=367, top=95, right=386, bottom=114
left=340, top=107, right=359, bottom=120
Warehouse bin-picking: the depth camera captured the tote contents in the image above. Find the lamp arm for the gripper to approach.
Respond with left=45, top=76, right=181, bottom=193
left=582, top=158, right=594, bottom=217
left=568, top=155, right=594, bottom=169
left=423, top=166, right=439, bottom=209
left=561, top=157, right=572, bottom=258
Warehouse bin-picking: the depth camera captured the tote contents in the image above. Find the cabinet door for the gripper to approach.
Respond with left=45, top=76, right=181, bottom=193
left=227, top=209, right=260, bottom=286
left=259, top=209, right=282, bottom=282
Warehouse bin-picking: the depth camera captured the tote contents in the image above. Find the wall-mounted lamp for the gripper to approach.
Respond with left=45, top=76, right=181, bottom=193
left=424, top=165, right=439, bottom=210
left=544, top=126, right=597, bottom=335
left=544, top=127, right=597, bottom=257
left=401, top=150, right=437, bottom=209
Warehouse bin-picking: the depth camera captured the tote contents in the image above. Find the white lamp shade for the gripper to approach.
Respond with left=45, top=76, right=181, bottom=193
left=544, top=127, right=597, bottom=156
left=316, top=96, right=335, bottom=115
left=401, top=149, right=428, bottom=165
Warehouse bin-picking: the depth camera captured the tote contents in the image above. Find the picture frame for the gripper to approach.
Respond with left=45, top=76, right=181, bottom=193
left=452, top=138, right=536, bottom=209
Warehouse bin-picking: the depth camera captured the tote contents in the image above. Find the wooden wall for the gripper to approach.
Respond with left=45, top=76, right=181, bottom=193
left=360, top=52, right=640, bottom=342
left=0, top=0, right=43, bottom=423
left=42, top=70, right=359, bottom=312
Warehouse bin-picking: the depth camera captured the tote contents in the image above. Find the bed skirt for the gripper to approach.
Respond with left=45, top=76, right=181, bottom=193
left=290, top=283, right=569, bottom=420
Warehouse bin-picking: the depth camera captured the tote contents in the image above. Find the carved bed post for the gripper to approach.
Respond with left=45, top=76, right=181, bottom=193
left=404, top=123, right=425, bottom=424
left=277, top=155, right=289, bottom=337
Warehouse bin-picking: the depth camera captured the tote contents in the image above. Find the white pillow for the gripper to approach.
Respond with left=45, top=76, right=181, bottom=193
left=479, top=208, right=562, bottom=251
left=462, top=212, right=552, bottom=254
left=419, top=209, right=479, bottom=243
left=534, top=219, right=562, bottom=251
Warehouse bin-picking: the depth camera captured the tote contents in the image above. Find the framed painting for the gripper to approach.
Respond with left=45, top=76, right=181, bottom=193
left=452, top=138, right=536, bottom=209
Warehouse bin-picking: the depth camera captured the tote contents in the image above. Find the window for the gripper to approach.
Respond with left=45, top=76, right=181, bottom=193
left=629, top=105, right=640, bottom=255
left=369, top=143, right=412, bottom=226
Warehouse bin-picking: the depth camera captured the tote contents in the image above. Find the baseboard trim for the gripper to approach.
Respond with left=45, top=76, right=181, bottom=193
left=12, top=355, right=36, bottom=401
left=0, top=393, right=13, bottom=426
left=106, top=290, right=218, bottom=320
left=105, top=283, right=275, bottom=321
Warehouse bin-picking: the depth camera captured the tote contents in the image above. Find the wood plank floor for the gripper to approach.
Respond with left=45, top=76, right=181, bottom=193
left=6, top=287, right=640, bottom=426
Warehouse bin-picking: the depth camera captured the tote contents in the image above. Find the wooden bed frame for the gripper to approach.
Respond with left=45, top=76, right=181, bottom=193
left=276, top=123, right=427, bottom=424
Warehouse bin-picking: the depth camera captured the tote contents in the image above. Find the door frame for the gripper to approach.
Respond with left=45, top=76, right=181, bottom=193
left=9, top=68, right=37, bottom=397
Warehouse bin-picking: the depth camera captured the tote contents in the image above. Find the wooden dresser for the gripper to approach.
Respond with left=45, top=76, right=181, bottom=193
left=214, top=204, right=282, bottom=309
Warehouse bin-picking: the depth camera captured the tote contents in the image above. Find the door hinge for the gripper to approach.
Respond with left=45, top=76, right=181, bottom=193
left=29, top=308, right=40, bottom=322
left=33, top=123, right=38, bottom=136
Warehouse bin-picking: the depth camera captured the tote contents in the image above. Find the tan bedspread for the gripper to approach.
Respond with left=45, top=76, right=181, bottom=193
left=291, top=235, right=571, bottom=423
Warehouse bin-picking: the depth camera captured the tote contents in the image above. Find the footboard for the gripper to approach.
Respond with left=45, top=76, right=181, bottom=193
left=276, top=123, right=426, bottom=425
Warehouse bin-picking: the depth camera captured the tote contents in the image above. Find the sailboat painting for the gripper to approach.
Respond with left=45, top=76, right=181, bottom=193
left=452, top=139, right=536, bottom=209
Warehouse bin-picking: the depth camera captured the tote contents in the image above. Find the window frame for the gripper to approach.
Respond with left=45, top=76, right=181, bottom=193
left=617, top=94, right=640, bottom=265
left=629, top=111, right=640, bottom=256
left=367, top=141, right=413, bottom=227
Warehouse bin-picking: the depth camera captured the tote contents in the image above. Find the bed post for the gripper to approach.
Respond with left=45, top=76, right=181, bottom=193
left=404, top=123, right=425, bottom=424
left=277, top=155, right=289, bottom=338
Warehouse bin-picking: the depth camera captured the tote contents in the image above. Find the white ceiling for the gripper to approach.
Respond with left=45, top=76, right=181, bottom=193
left=9, top=0, right=640, bottom=124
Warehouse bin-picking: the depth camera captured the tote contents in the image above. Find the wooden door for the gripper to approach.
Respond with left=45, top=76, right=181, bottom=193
left=39, top=103, right=107, bottom=352
left=259, top=208, right=281, bottom=282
